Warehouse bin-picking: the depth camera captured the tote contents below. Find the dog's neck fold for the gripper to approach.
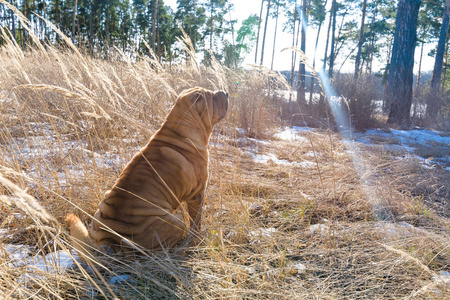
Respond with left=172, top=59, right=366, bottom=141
left=155, top=108, right=212, bottom=153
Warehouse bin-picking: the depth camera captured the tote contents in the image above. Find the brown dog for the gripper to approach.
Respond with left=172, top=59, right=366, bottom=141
left=67, top=87, right=228, bottom=257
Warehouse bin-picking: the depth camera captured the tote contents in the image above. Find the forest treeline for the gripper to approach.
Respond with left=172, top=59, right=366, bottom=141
left=0, top=0, right=256, bottom=66
left=0, top=0, right=449, bottom=128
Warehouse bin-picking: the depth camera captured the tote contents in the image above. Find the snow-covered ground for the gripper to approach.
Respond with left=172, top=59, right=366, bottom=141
left=1, top=124, right=449, bottom=277
left=233, top=126, right=317, bottom=168
left=2, top=244, right=77, bottom=280
left=0, top=122, right=141, bottom=189
left=275, top=126, right=312, bottom=142
left=250, top=152, right=316, bottom=168
left=244, top=126, right=449, bottom=171
left=356, top=128, right=450, bottom=170
left=357, top=128, right=450, bottom=149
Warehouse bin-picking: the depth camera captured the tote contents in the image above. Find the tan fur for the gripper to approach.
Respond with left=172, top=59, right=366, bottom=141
left=67, top=87, right=228, bottom=256
left=66, top=213, right=98, bottom=260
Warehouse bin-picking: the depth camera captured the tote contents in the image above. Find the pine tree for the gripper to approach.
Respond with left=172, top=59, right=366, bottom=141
left=282, top=0, right=299, bottom=89
left=308, top=0, right=327, bottom=106
left=254, top=0, right=265, bottom=64
left=175, top=0, right=206, bottom=52
left=270, top=0, right=282, bottom=70
left=134, top=0, right=150, bottom=52
left=222, top=13, right=257, bottom=68
left=296, top=0, right=308, bottom=107
left=327, top=0, right=337, bottom=78
left=260, top=0, right=271, bottom=65
left=426, top=0, right=450, bottom=119
left=386, top=0, right=421, bottom=126
left=156, top=3, right=176, bottom=61
left=354, top=0, right=367, bottom=79
left=204, top=0, right=227, bottom=64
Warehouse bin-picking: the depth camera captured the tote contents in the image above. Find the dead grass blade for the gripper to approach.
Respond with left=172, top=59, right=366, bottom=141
left=0, top=173, right=55, bottom=223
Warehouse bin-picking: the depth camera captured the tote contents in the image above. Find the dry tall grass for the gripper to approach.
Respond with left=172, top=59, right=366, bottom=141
left=333, top=74, right=381, bottom=130
left=1, top=10, right=450, bottom=299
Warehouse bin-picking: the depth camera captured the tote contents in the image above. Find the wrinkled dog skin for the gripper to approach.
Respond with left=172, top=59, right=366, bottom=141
left=67, top=87, right=228, bottom=256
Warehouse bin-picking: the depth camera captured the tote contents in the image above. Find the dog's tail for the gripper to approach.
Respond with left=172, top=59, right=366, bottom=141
left=66, top=213, right=97, bottom=262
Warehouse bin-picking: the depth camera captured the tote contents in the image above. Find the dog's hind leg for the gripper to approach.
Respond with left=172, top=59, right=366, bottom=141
left=139, top=212, right=186, bottom=249
left=187, top=193, right=203, bottom=231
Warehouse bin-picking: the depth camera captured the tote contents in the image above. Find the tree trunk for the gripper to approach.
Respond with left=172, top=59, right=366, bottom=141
left=254, top=0, right=265, bottom=64
left=56, top=0, right=60, bottom=42
left=71, top=0, right=78, bottom=44
left=416, top=41, right=424, bottom=90
left=209, top=0, right=213, bottom=50
left=260, top=0, right=271, bottom=66
left=309, top=17, right=323, bottom=106
left=319, top=2, right=333, bottom=113
left=157, top=14, right=161, bottom=59
left=9, top=0, right=15, bottom=40
left=322, top=2, right=332, bottom=72
left=105, top=0, right=110, bottom=56
left=382, top=37, right=393, bottom=112
left=309, top=0, right=327, bottom=106
left=89, top=0, right=93, bottom=55
left=444, top=40, right=449, bottom=87
left=227, top=0, right=235, bottom=45
left=122, top=8, right=126, bottom=53
left=354, top=0, right=367, bottom=79
left=333, top=10, right=349, bottom=59
left=290, top=0, right=297, bottom=90
left=43, top=0, right=47, bottom=39
left=151, top=0, right=159, bottom=52
left=328, top=0, right=337, bottom=78
left=386, top=0, right=421, bottom=126
left=426, top=0, right=450, bottom=119
left=296, top=0, right=307, bottom=107
left=367, top=2, right=378, bottom=75
left=22, top=0, right=28, bottom=50
left=270, top=3, right=279, bottom=70
left=193, top=0, right=197, bottom=50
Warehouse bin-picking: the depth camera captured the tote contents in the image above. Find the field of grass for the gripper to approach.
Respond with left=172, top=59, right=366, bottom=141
left=0, top=26, right=450, bottom=299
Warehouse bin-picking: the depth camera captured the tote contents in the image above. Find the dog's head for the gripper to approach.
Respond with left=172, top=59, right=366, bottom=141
left=173, top=87, right=228, bottom=131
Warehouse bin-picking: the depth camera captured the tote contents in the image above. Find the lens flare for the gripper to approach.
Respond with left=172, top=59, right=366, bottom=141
left=317, top=70, right=352, bottom=139
left=296, top=5, right=308, bottom=39
left=317, top=70, right=386, bottom=220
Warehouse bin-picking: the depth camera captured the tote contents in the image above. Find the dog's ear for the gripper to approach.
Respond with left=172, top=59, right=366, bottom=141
left=190, top=90, right=206, bottom=103
left=212, top=90, right=228, bottom=122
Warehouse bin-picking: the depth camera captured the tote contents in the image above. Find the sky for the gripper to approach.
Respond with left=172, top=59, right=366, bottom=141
left=165, top=0, right=436, bottom=74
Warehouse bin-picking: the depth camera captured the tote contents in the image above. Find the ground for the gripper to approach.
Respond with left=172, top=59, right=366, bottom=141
left=1, top=123, right=449, bottom=299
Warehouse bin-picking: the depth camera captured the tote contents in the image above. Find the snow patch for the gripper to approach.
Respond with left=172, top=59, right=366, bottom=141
left=247, top=137, right=271, bottom=145
left=26, top=251, right=76, bottom=273
left=358, top=129, right=449, bottom=148
left=289, top=262, right=307, bottom=275
left=250, top=152, right=315, bottom=168
left=275, top=126, right=312, bottom=142
left=110, top=274, right=133, bottom=284
left=304, top=151, right=318, bottom=158
left=297, top=161, right=316, bottom=168
left=249, top=227, right=277, bottom=238
left=357, top=129, right=450, bottom=169
left=308, top=224, right=329, bottom=234
left=251, top=153, right=278, bottom=164
left=433, top=271, right=450, bottom=285
left=390, top=129, right=450, bottom=145
left=2, top=244, right=77, bottom=276
left=236, top=128, right=246, bottom=135
left=2, top=244, right=32, bottom=266
left=375, top=221, right=425, bottom=238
